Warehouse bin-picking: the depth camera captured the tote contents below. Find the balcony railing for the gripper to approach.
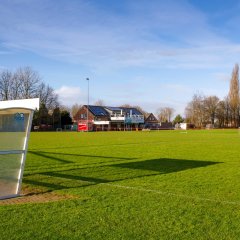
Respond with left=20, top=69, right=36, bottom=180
left=125, top=115, right=144, bottom=124
left=110, top=114, right=125, bottom=121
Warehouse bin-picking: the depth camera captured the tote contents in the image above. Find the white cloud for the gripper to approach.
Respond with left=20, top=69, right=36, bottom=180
left=54, top=86, right=86, bottom=106
left=0, top=0, right=238, bottom=115
left=0, top=0, right=238, bottom=72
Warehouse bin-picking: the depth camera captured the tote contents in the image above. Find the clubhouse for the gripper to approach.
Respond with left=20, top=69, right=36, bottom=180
left=73, top=105, right=161, bottom=131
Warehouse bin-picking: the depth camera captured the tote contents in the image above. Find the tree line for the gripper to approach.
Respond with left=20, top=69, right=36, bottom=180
left=97, top=63, right=240, bottom=128
left=2, top=64, right=240, bottom=129
left=0, top=66, right=72, bottom=130
left=0, top=66, right=58, bottom=109
left=185, top=64, right=240, bottom=128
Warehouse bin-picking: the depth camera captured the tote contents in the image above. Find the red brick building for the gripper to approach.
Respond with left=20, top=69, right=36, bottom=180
left=73, top=105, right=145, bottom=131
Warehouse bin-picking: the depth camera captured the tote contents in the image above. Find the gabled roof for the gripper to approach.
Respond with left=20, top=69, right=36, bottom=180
left=145, top=113, right=158, bottom=122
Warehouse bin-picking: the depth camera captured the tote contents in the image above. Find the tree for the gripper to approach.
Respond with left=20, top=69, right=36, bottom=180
left=165, top=107, right=174, bottom=122
left=157, top=107, right=174, bottom=122
left=133, top=105, right=149, bottom=117
left=203, top=95, right=219, bottom=125
left=71, top=103, right=82, bottom=118
left=14, top=66, right=41, bottom=99
left=157, top=108, right=167, bottom=122
left=53, top=107, right=61, bottom=129
left=34, top=103, right=49, bottom=126
left=185, top=93, right=204, bottom=127
left=94, top=99, right=105, bottom=106
left=10, top=71, right=22, bottom=100
left=215, top=100, right=227, bottom=128
left=228, top=63, right=240, bottom=127
left=120, top=104, right=132, bottom=108
left=173, top=114, right=184, bottom=124
left=61, top=110, right=73, bottom=127
left=37, top=82, right=59, bottom=110
left=224, top=97, right=230, bottom=127
left=0, top=66, right=59, bottom=108
left=0, top=70, right=12, bottom=100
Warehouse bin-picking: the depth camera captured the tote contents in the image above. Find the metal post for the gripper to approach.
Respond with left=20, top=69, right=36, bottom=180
left=86, top=78, right=89, bottom=132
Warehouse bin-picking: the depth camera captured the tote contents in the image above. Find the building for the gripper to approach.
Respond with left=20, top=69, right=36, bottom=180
left=144, top=113, right=160, bottom=130
left=73, top=105, right=145, bottom=131
left=179, top=123, right=195, bottom=130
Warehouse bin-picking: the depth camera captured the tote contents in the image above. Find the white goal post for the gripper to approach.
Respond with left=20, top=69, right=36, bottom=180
left=0, top=98, right=39, bottom=200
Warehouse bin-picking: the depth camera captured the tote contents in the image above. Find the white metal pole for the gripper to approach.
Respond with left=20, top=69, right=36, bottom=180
left=16, top=110, right=33, bottom=195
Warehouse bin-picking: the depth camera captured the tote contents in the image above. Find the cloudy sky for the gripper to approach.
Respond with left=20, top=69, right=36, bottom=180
left=1, top=0, right=240, bottom=115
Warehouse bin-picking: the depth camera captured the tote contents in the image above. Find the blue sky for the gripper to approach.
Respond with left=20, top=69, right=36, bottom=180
left=1, top=0, right=240, bottom=116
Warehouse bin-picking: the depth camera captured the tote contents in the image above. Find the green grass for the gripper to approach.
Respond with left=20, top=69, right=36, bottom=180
left=1, top=130, right=240, bottom=239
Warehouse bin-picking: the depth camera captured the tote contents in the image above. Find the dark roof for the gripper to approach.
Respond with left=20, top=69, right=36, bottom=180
left=105, top=106, right=122, bottom=111
left=121, top=107, right=143, bottom=115
left=145, top=113, right=158, bottom=121
left=86, top=105, right=109, bottom=116
left=84, top=105, right=143, bottom=116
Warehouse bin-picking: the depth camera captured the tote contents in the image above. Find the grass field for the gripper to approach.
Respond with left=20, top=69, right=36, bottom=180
left=1, top=130, right=240, bottom=239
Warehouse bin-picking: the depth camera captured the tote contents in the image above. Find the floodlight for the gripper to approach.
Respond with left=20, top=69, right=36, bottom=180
left=0, top=98, right=39, bottom=200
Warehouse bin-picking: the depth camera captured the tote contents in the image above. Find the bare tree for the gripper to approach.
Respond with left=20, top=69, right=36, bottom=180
left=0, top=70, right=12, bottom=100
left=185, top=93, right=205, bottom=127
left=14, top=66, right=41, bottom=99
left=157, top=108, right=168, bottom=122
left=224, top=97, right=230, bottom=127
left=120, top=104, right=132, bottom=108
left=37, top=82, right=59, bottom=110
left=216, top=100, right=227, bottom=128
left=157, top=107, right=174, bottom=122
left=10, top=72, right=22, bottom=100
left=0, top=66, right=59, bottom=109
left=166, top=107, right=174, bottom=122
left=94, top=99, right=105, bottom=106
left=71, top=103, right=82, bottom=118
left=203, top=96, right=219, bottom=125
left=228, top=64, right=239, bottom=127
left=133, top=105, right=149, bottom=117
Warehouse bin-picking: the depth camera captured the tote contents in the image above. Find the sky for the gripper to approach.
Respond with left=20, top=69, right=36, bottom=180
left=1, top=0, right=240, bottom=116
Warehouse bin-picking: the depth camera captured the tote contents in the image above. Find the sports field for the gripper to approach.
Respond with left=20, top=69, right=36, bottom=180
left=1, top=130, right=240, bottom=239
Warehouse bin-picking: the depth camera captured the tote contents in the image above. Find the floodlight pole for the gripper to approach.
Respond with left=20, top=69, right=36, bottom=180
left=86, top=78, right=89, bottom=132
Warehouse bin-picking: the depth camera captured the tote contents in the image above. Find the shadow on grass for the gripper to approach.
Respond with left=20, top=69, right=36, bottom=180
left=28, top=150, right=136, bottom=164
left=24, top=171, right=160, bottom=192
left=23, top=158, right=222, bottom=192
left=110, top=158, right=221, bottom=174
left=28, top=151, right=73, bottom=164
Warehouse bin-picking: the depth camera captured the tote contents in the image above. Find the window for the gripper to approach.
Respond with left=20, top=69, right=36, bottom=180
left=80, top=114, right=86, bottom=119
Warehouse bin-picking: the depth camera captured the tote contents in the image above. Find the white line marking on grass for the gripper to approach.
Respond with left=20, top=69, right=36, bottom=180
left=101, top=183, right=240, bottom=206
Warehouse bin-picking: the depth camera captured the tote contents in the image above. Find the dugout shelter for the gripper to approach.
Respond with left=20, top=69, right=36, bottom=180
left=0, top=98, right=39, bottom=200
